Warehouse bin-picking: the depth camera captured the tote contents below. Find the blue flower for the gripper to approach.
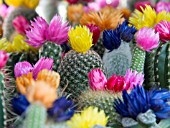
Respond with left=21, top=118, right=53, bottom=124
left=120, top=20, right=137, bottom=42
left=103, top=28, right=121, bottom=52
left=148, top=88, right=170, bottom=119
left=48, top=96, right=75, bottom=122
left=114, top=86, right=150, bottom=119
left=12, top=94, right=30, bottom=115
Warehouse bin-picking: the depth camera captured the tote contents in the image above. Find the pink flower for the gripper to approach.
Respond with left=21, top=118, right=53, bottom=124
left=46, top=15, right=70, bottom=45
left=32, top=57, right=53, bottom=79
left=96, top=0, right=119, bottom=8
left=0, top=51, right=8, bottom=69
left=88, top=68, right=107, bottom=91
left=26, top=17, right=48, bottom=48
left=14, top=61, right=33, bottom=78
left=26, top=15, right=70, bottom=48
left=106, top=74, right=125, bottom=92
left=13, top=16, right=30, bottom=35
left=0, top=4, right=14, bottom=19
left=124, top=69, right=144, bottom=90
left=87, top=2, right=101, bottom=12
left=86, top=24, right=100, bottom=45
left=134, top=1, right=151, bottom=12
left=14, top=57, right=53, bottom=79
left=136, top=27, right=159, bottom=52
left=155, top=2, right=170, bottom=13
left=155, top=20, right=170, bottom=43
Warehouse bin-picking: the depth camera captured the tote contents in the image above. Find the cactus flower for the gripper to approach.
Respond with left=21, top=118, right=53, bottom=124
left=13, top=16, right=30, bottom=35
left=136, top=27, right=159, bottom=52
left=155, top=1, right=170, bottom=13
left=155, top=20, right=170, bottom=43
left=0, top=50, right=8, bottom=69
left=14, top=61, right=33, bottom=78
left=124, top=69, right=144, bottom=90
left=88, top=68, right=107, bottom=91
left=96, top=0, right=119, bottom=8
left=106, top=74, right=125, bottom=92
left=86, top=24, right=100, bottom=45
left=66, top=0, right=79, bottom=4
left=134, top=1, right=151, bottom=12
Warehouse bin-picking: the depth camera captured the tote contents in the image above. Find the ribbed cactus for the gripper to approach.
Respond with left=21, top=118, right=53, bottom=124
left=58, top=26, right=105, bottom=100
left=103, top=42, right=132, bottom=77
left=22, top=103, right=47, bottom=128
left=78, top=90, right=119, bottom=126
left=39, top=42, right=62, bottom=71
left=3, top=7, right=38, bottom=41
left=0, top=71, right=6, bottom=128
left=144, top=43, right=170, bottom=88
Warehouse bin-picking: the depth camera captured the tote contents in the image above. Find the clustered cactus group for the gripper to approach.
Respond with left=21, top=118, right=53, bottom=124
left=0, top=0, right=170, bottom=128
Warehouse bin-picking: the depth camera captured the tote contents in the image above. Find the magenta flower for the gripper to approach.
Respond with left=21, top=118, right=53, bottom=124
left=87, top=2, right=101, bottom=12
left=124, top=69, right=144, bottom=90
left=13, top=16, right=30, bottom=35
left=14, top=61, right=33, bottom=78
left=26, top=15, right=70, bottom=48
left=26, top=17, right=48, bottom=48
left=136, top=27, right=159, bottom=52
left=32, top=57, right=53, bottom=79
left=155, top=20, right=170, bottom=43
left=155, top=2, right=170, bottom=13
left=14, top=57, right=53, bottom=79
left=106, top=74, right=125, bottom=92
left=88, top=68, right=107, bottom=91
left=0, top=51, right=8, bottom=69
left=86, top=24, right=100, bottom=45
left=96, top=0, right=119, bottom=8
left=134, top=1, right=151, bottom=12
left=0, top=4, right=14, bottom=19
left=46, top=15, right=70, bottom=45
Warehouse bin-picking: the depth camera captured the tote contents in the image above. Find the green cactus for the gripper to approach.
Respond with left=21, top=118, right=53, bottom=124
left=78, top=90, right=120, bottom=126
left=103, top=42, right=132, bottom=77
left=22, top=103, right=47, bottom=128
left=58, top=50, right=105, bottom=100
left=3, top=7, right=38, bottom=41
left=144, top=42, right=170, bottom=89
left=46, top=120, right=70, bottom=128
left=118, top=110, right=159, bottom=128
left=39, top=41, right=62, bottom=71
left=0, top=71, right=6, bottom=128
left=131, top=47, right=146, bottom=73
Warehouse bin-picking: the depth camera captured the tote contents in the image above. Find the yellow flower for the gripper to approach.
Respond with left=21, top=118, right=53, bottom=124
left=0, top=0, right=2, bottom=5
left=67, top=107, right=108, bottom=128
left=5, top=0, right=39, bottom=9
left=23, top=0, right=40, bottom=9
left=5, top=0, right=24, bottom=7
left=68, top=26, right=93, bottom=54
left=0, top=35, right=37, bottom=52
left=156, top=11, right=170, bottom=24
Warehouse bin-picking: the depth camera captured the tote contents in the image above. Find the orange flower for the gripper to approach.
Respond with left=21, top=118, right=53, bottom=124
left=80, top=6, right=123, bottom=31
left=16, top=72, right=34, bottom=95
left=67, top=4, right=84, bottom=24
left=37, top=69, right=60, bottom=89
left=120, top=8, right=131, bottom=19
left=26, top=81, right=57, bottom=108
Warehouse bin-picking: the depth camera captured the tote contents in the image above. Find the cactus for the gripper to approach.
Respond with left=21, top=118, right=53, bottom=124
left=22, top=103, right=47, bottom=128
left=103, top=42, right=132, bottom=77
left=46, top=120, right=70, bottom=128
left=39, top=42, right=62, bottom=71
left=78, top=90, right=119, bottom=126
left=93, top=36, right=105, bottom=58
left=144, top=42, right=170, bottom=89
left=58, top=50, right=105, bottom=99
left=3, top=7, right=38, bottom=41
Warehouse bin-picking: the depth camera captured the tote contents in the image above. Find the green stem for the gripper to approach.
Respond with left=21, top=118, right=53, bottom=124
left=22, top=103, right=47, bottom=128
left=131, top=47, right=146, bottom=73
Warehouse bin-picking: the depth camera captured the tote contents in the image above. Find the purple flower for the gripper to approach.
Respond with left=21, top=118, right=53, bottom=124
left=14, top=61, right=33, bottom=78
